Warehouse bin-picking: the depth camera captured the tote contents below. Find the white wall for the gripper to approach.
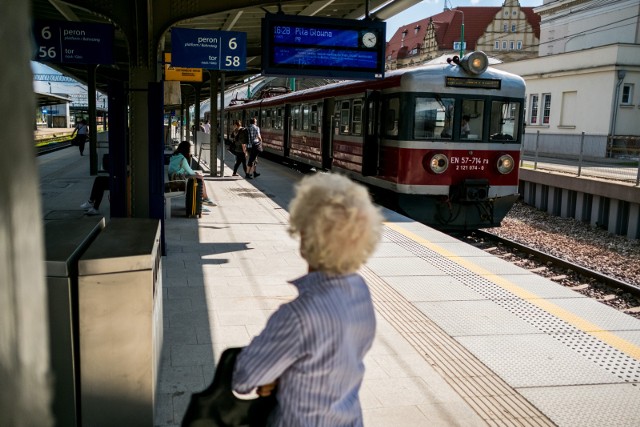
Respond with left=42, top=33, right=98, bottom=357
left=536, top=0, right=640, bottom=56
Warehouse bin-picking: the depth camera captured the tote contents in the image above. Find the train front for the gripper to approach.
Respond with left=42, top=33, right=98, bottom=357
left=388, top=51, right=525, bottom=230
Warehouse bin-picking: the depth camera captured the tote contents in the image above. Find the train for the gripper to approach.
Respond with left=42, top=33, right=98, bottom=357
left=225, top=51, right=525, bottom=230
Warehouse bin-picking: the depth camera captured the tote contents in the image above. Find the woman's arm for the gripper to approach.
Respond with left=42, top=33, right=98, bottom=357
left=181, top=156, right=197, bottom=176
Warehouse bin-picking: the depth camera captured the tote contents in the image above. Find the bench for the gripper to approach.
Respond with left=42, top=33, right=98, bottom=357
left=164, top=165, right=187, bottom=218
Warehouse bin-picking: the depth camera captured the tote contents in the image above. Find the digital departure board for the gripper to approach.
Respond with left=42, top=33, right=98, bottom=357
left=262, top=14, right=385, bottom=80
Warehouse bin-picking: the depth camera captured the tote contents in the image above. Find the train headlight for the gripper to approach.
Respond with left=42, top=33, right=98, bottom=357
left=429, top=154, right=449, bottom=174
left=497, top=154, right=515, bottom=174
left=460, top=51, right=489, bottom=75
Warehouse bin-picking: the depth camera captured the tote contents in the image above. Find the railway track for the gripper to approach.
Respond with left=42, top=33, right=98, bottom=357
left=37, top=141, right=72, bottom=156
left=460, top=229, right=640, bottom=318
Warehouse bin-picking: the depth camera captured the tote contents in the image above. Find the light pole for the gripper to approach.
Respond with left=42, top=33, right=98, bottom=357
left=456, top=9, right=465, bottom=57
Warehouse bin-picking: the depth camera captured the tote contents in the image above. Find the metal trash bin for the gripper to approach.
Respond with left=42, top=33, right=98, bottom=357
left=44, top=217, right=105, bottom=427
left=77, top=218, right=163, bottom=427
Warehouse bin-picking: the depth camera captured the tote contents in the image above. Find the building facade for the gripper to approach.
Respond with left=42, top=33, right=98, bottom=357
left=495, top=0, right=640, bottom=158
left=385, top=0, right=540, bottom=70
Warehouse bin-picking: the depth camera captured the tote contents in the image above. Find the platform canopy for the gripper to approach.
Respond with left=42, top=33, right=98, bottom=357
left=30, top=0, right=422, bottom=101
left=34, top=91, right=72, bottom=107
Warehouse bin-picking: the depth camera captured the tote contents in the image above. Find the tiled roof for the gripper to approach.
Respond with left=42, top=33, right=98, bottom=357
left=386, top=6, right=540, bottom=60
left=385, top=17, right=431, bottom=59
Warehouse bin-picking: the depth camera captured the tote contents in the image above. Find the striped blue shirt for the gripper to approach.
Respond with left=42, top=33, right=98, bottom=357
left=233, top=271, right=376, bottom=427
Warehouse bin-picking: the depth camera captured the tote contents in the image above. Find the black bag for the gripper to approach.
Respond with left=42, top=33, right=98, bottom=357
left=70, top=135, right=79, bottom=146
left=181, top=347, right=277, bottom=427
left=185, top=177, right=202, bottom=218
left=237, top=127, right=249, bottom=147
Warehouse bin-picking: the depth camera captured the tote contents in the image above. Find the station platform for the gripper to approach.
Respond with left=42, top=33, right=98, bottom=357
left=39, top=148, right=640, bottom=427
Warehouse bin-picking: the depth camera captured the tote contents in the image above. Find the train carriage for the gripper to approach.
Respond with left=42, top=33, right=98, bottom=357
left=226, top=51, right=525, bottom=230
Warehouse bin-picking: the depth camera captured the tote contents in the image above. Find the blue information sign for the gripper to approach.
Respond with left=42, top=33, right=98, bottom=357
left=32, top=21, right=114, bottom=64
left=171, top=28, right=246, bottom=71
left=262, top=14, right=385, bottom=80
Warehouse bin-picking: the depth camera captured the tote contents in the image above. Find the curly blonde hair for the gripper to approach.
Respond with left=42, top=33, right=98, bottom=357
left=288, top=173, right=383, bottom=275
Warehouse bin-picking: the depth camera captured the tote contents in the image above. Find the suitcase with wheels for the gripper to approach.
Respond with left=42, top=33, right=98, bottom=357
left=185, top=177, right=202, bottom=218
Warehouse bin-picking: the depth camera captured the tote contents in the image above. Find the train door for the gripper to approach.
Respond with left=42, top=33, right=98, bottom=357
left=321, top=98, right=334, bottom=170
left=283, top=104, right=291, bottom=158
left=362, top=90, right=381, bottom=176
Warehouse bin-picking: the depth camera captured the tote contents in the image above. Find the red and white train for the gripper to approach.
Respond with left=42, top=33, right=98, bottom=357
left=226, top=51, right=525, bottom=230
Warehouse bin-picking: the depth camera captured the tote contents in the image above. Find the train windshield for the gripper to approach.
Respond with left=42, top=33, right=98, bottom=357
left=414, top=96, right=455, bottom=140
left=460, top=99, right=484, bottom=140
left=413, top=97, right=522, bottom=142
left=490, top=101, right=520, bottom=141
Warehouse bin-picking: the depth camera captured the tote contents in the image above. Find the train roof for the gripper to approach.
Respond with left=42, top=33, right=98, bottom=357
left=231, top=57, right=525, bottom=109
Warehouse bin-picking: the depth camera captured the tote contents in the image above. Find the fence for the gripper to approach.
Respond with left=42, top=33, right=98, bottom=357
left=521, top=131, right=640, bottom=186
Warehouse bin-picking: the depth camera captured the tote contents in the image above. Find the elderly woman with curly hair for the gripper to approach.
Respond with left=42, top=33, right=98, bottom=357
left=233, top=172, right=383, bottom=427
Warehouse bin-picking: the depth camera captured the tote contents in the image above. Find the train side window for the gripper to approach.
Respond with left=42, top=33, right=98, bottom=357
left=460, top=99, right=484, bottom=140
left=276, top=108, right=283, bottom=130
left=311, top=104, right=319, bottom=132
left=489, top=100, right=520, bottom=141
left=302, top=104, right=310, bottom=130
left=340, top=101, right=350, bottom=134
left=352, top=99, right=363, bottom=135
left=383, top=97, right=399, bottom=137
left=292, top=105, right=301, bottom=130
left=264, top=109, right=271, bottom=129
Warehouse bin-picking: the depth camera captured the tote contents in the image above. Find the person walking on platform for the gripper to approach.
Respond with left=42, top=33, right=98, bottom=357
left=71, top=119, right=89, bottom=156
left=246, top=117, right=262, bottom=179
left=233, top=172, right=383, bottom=426
left=230, top=120, right=248, bottom=177
left=169, top=141, right=216, bottom=207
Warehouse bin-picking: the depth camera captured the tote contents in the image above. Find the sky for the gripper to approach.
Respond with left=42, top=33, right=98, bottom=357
left=383, top=0, right=544, bottom=40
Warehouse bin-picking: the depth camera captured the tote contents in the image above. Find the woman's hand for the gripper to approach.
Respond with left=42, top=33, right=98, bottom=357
left=256, top=381, right=278, bottom=397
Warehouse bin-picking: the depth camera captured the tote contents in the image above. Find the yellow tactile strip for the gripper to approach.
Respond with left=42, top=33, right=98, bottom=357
left=361, top=268, right=555, bottom=426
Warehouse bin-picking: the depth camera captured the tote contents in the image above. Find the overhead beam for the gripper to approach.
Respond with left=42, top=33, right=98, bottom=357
left=300, top=0, right=335, bottom=17
left=223, top=10, right=243, bottom=31
left=49, top=0, right=80, bottom=21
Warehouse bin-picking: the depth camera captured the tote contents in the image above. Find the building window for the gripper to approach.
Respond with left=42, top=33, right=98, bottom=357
left=502, top=41, right=507, bottom=49
left=513, top=11, right=517, bottom=16
left=542, top=94, right=552, bottom=124
left=495, top=41, right=500, bottom=50
left=503, top=24, right=508, bottom=32
left=517, top=40, right=522, bottom=50
left=504, top=11, right=509, bottom=16
left=530, top=94, right=539, bottom=124
left=622, top=84, right=634, bottom=105
left=414, top=25, right=420, bottom=35
left=560, top=91, right=577, bottom=127
left=510, top=41, right=514, bottom=50
left=511, top=24, right=517, bottom=32
left=402, top=30, right=407, bottom=41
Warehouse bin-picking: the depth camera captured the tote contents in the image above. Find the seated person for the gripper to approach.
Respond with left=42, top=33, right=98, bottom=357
left=80, top=154, right=109, bottom=215
left=461, top=115, right=471, bottom=138
left=169, top=141, right=216, bottom=206
left=81, top=176, right=109, bottom=215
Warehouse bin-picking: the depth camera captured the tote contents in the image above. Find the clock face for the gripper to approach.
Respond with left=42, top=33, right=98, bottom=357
left=362, top=32, right=377, bottom=48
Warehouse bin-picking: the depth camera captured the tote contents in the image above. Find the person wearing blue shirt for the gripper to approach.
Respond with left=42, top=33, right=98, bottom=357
left=246, top=117, right=262, bottom=179
left=168, top=141, right=216, bottom=206
left=233, top=172, right=383, bottom=426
